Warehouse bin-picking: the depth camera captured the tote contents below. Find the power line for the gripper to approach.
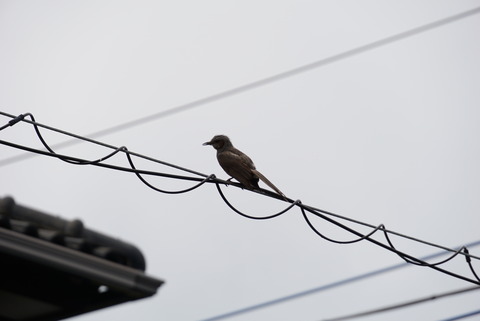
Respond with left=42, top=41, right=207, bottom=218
left=199, top=240, right=480, bottom=321
left=1, top=112, right=480, bottom=288
left=303, top=204, right=480, bottom=260
left=322, top=286, right=480, bottom=321
left=3, top=113, right=480, bottom=258
left=3, top=111, right=480, bottom=260
left=0, top=111, right=209, bottom=177
left=2, top=5, right=480, bottom=167
left=438, top=309, right=480, bottom=321
left=7, top=107, right=479, bottom=262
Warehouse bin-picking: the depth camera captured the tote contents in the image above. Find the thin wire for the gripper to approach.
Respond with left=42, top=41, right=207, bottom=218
left=0, top=138, right=207, bottom=183
left=215, top=183, right=300, bottom=219
left=0, top=135, right=284, bottom=198
left=23, top=113, right=128, bottom=165
left=2, top=113, right=480, bottom=287
left=212, top=162, right=480, bottom=285
left=11, top=111, right=480, bottom=258
left=217, top=182, right=480, bottom=271
left=11, top=130, right=478, bottom=321
left=3, top=110, right=480, bottom=261
left=304, top=207, right=467, bottom=268
left=305, top=208, right=472, bottom=266
left=437, top=309, right=480, bottom=321
left=198, top=240, right=480, bottom=321
left=298, top=204, right=480, bottom=284
left=322, top=286, right=480, bottom=321
left=125, top=149, right=216, bottom=194
left=0, top=111, right=209, bottom=177
left=305, top=204, right=480, bottom=261
left=303, top=203, right=480, bottom=261
left=2, top=5, right=480, bottom=167
left=302, top=208, right=386, bottom=244
left=382, top=228, right=467, bottom=267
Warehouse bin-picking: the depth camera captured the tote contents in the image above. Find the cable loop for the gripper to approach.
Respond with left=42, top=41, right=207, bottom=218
left=301, top=206, right=385, bottom=244
left=215, top=183, right=298, bottom=220
left=383, top=229, right=466, bottom=266
left=1, top=111, right=480, bottom=286
left=125, top=150, right=214, bottom=194
left=19, top=113, right=126, bottom=165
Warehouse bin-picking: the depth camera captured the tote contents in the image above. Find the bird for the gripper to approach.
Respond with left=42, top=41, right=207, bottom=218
left=203, top=135, right=287, bottom=199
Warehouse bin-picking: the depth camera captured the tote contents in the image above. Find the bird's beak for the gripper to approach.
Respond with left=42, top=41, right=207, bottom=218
left=202, top=141, right=211, bottom=146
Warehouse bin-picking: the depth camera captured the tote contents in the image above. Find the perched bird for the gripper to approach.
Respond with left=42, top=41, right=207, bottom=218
left=203, top=135, right=286, bottom=199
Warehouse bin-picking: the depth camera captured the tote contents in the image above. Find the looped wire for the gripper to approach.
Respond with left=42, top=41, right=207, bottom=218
left=383, top=229, right=466, bottom=267
left=2, top=111, right=480, bottom=285
left=3, top=113, right=214, bottom=193
left=300, top=206, right=386, bottom=244
left=215, top=183, right=299, bottom=220
left=125, top=150, right=215, bottom=194
left=9, top=113, right=126, bottom=165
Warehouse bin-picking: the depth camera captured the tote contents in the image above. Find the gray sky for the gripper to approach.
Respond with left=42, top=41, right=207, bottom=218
left=2, top=1, right=480, bottom=320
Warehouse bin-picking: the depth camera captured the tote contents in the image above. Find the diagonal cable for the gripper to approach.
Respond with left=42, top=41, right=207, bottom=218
left=198, top=240, right=480, bottom=321
left=2, top=112, right=480, bottom=264
left=2, top=112, right=480, bottom=291
left=1, top=5, right=480, bottom=167
left=322, top=286, right=480, bottom=321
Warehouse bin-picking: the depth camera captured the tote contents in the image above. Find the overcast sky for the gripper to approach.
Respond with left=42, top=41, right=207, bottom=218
left=2, top=1, right=480, bottom=320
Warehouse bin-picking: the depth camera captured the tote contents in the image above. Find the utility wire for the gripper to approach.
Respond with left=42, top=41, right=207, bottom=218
left=438, top=309, right=480, bottom=321
left=1, top=112, right=480, bottom=288
left=2, top=111, right=480, bottom=260
left=298, top=204, right=480, bottom=285
left=1, top=5, right=480, bottom=167
left=0, top=111, right=209, bottom=177
left=322, top=286, right=480, bottom=321
left=199, top=240, right=480, bottom=321
left=303, top=204, right=480, bottom=260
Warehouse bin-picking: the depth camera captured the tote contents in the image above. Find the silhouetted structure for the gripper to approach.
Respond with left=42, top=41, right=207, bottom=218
left=0, top=196, right=163, bottom=321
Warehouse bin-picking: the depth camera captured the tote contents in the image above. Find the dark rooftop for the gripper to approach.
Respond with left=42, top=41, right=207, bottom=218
left=0, top=196, right=163, bottom=321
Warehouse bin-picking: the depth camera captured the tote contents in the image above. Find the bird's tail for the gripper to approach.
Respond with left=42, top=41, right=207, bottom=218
left=252, top=169, right=287, bottom=200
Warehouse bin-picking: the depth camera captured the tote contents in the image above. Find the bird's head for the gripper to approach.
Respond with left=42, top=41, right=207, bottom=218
left=203, top=135, right=232, bottom=150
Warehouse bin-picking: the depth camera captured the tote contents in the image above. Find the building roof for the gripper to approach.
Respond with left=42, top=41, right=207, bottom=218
left=0, top=196, right=163, bottom=321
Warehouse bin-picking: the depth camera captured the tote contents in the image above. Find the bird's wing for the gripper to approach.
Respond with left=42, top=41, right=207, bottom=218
left=230, top=148, right=256, bottom=169
left=217, top=150, right=259, bottom=189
